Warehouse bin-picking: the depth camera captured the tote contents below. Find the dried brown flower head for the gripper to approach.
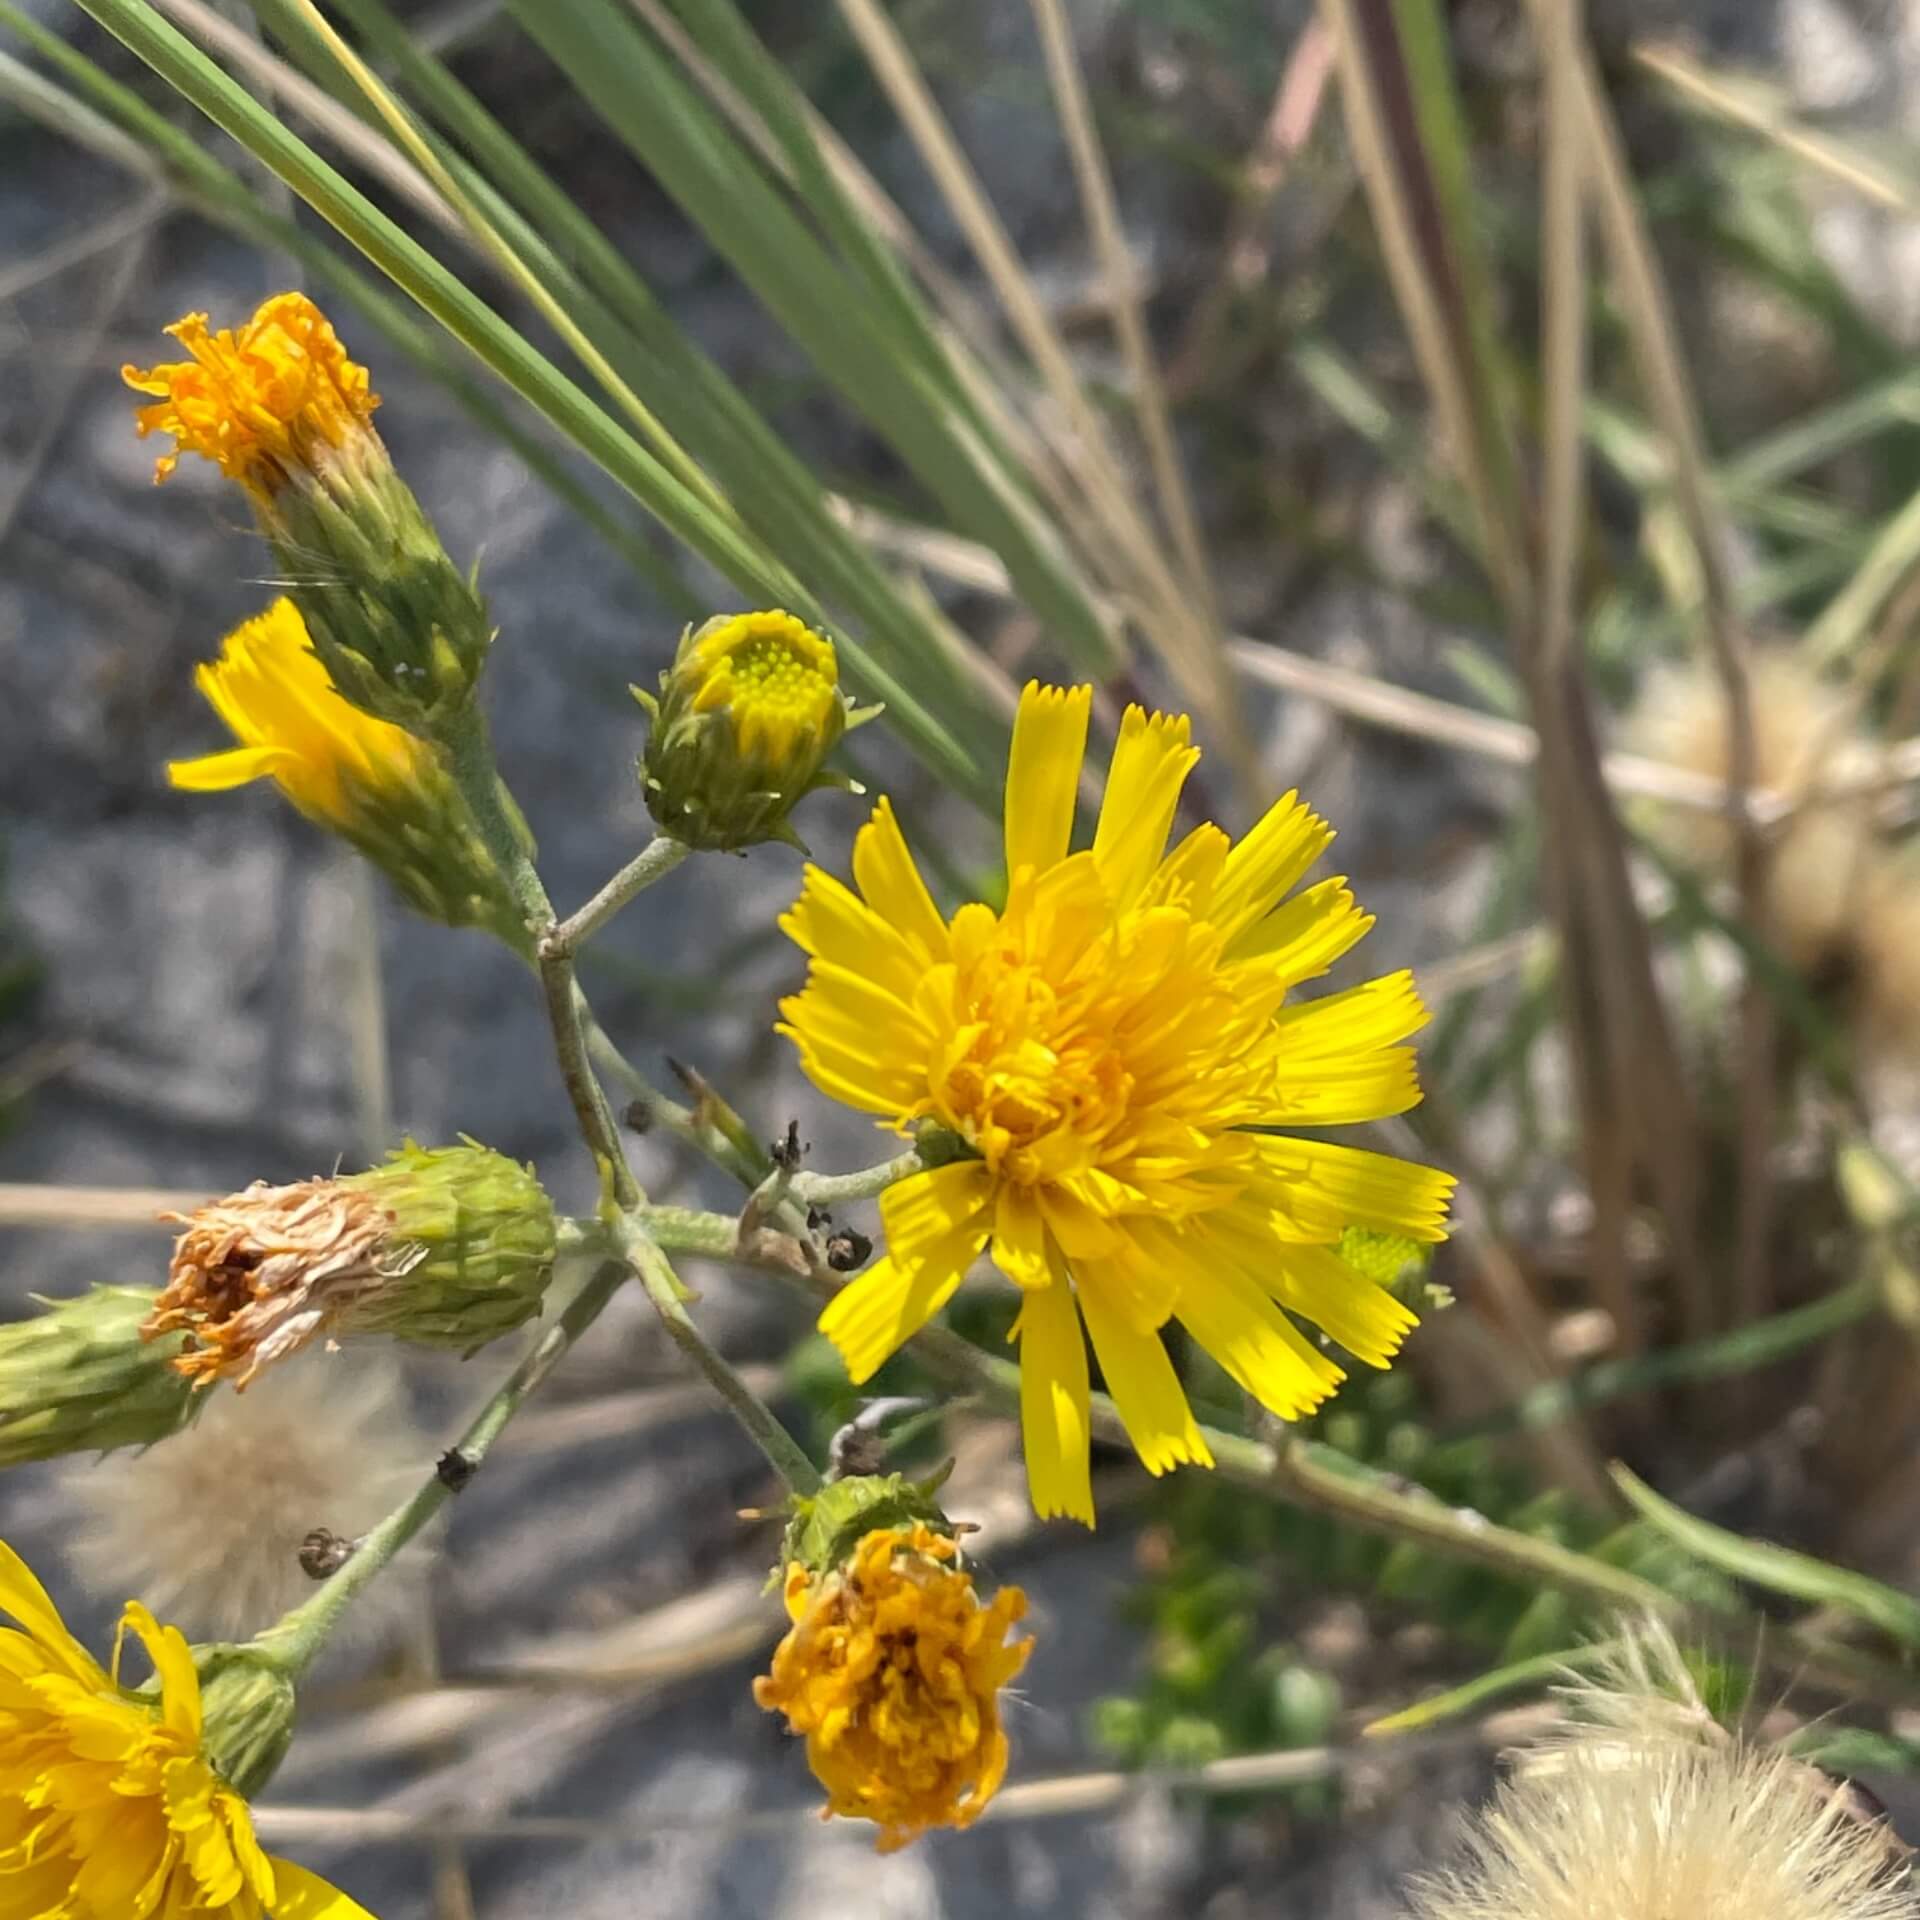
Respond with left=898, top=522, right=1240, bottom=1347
left=148, top=1176, right=407, bottom=1388
left=145, top=1141, right=557, bottom=1389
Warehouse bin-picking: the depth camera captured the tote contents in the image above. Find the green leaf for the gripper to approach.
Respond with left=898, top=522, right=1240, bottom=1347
left=1613, top=1463, right=1920, bottom=1652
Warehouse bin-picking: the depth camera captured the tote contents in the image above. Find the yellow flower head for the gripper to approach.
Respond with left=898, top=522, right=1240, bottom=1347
left=0, top=1540, right=372, bottom=1918
left=169, top=602, right=528, bottom=943
left=637, top=609, right=864, bottom=850
left=754, top=1521, right=1032, bottom=1851
left=687, top=610, right=841, bottom=764
left=780, top=683, right=1456, bottom=1525
left=123, top=293, right=379, bottom=498
left=169, top=597, right=429, bottom=830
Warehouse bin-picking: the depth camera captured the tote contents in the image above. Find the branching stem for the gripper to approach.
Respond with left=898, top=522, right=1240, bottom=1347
left=550, top=835, right=691, bottom=954
left=257, top=1259, right=632, bottom=1676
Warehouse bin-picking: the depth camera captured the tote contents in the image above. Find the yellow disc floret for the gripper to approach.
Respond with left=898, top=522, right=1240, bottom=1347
left=755, top=1521, right=1032, bottom=1851
left=168, top=598, right=428, bottom=830
left=688, top=610, right=841, bottom=764
left=0, top=1539, right=373, bottom=1918
left=637, top=607, right=865, bottom=850
left=123, top=293, right=379, bottom=498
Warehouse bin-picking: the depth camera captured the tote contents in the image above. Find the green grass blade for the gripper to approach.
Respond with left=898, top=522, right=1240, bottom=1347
left=1613, top=1463, right=1920, bottom=1652
left=60, top=0, right=990, bottom=804
left=505, top=0, right=1119, bottom=677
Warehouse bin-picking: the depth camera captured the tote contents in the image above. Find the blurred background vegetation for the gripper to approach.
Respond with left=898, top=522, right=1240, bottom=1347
left=13, top=0, right=1920, bottom=1910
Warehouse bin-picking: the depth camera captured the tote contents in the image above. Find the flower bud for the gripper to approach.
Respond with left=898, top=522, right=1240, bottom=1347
left=635, top=610, right=871, bottom=850
left=0, top=1286, right=198, bottom=1467
left=755, top=1477, right=1033, bottom=1851
left=194, top=1644, right=298, bottom=1798
left=145, top=1140, right=557, bottom=1388
left=126, top=294, right=492, bottom=738
left=170, top=599, right=529, bottom=949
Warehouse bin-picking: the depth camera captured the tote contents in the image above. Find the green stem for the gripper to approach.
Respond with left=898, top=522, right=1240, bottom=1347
left=444, top=708, right=552, bottom=934
left=552, top=835, right=692, bottom=953
left=444, top=708, right=640, bottom=1210
left=615, top=1212, right=820, bottom=1494
left=257, top=1259, right=631, bottom=1674
left=790, top=1149, right=925, bottom=1207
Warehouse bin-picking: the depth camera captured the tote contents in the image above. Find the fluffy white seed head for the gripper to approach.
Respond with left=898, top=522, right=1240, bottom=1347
left=58, top=1346, right=429, bottom=1646
left=1626, top=652, right=1883, bottom=970
left=1409, top=1623, right=1916, bottom=1920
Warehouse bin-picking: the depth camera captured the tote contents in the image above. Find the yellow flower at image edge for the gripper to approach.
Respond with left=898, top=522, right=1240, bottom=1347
left=780, top=682, right=1456, bottom=1525
left=123, top=293, right=378, bottom=498
left=0, top=1542, right=373, bottom=1918
left=755, top=1523, right=1031, bottom=1851
left=168, top=598, right=429, bottom=830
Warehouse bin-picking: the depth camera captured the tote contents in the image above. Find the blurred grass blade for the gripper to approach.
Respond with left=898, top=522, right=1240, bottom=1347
left=1365, top=1641, right=1615, bottom=1737
left=503, top=0, right=1121, bottom=683
left=1026, top=0, right=1218, bottom=620
left=1803, top=486, right=1920, bottom=672
left=829, top=0, right=1253, bottom=783
left=59, top=0, right=991, bottom=805
left=1317, top=0, right=1529, bottom=621
left=249, top=0, right=1009, bottom=762
left=1634, top=38, right=1920, bottom=212
left=1613, top=1464, right=1920, bottom=1651
left=1537, top=0, right=1585, bottom=676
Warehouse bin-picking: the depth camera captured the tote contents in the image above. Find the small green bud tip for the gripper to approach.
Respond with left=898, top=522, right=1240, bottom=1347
left=195, top=1647, right=299, bottom=1799
left=342, top=1138, right=558, bottom=1352
left=0, top=1287, right=198, bottom=1468
left=638, top=610, right=873, bottom=851
left=775, top=1470, right=954, bottom=1585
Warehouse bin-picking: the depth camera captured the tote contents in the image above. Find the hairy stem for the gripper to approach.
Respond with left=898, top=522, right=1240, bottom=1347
left=615, top=1211, right=820, bottom=1495
left=790, top=1149, right=925, bottom=1207
left=551, top=834, right=692, bottom=953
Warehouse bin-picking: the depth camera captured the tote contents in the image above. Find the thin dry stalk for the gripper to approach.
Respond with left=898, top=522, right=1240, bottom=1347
left=831, top=0, right=1255, bottom=787
left=1537, top=0, right=1767, bottom=1339
left=1027, top=0, right=1218, bottom=623
left=1537, top=0, right=1586, bottom=678
left=1166, top=17, right=1337, bottom=397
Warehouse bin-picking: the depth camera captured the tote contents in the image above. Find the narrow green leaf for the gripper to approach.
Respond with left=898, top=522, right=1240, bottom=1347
left=1612, top=1463, right=1920, bottom=1652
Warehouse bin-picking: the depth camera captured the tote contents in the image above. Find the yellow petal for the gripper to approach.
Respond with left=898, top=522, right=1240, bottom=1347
left=991, top=1183, right=1052, bottom=1291
left=266, top=1857, right=381, bottom=1919
left=880, top=1158, right=998, bottom=1246
left=1074, top=1277, right=1210, bottom=1476
left=1273, top=970, right=1429, bottom=1058
left=1003, top=682, right=1091, bottom=882
left=1224, top=876, right=1372, bottom=982
left=123, top=1602, right=202, bottom=1745
left=1092, top=706, right=1198, bottom=909
left=780, top=865, right=930, bottom=1007
left=166, top=745, right=291, bottom=793
left=1244, top=1135, right=1456, bottom=1243
left=1141, top=822, right=1229, bottom=915
left=818, top=1163, right=995, bottom=1380
left=1181, top=1270, right=1344, bottom=1419
left=1210, top=792, right=1333, bottom=942
left=1015, top=1269, right=1094, bottom=1525
left=1266, top=1242, right=1418, bottom=1367
left=1263, top=972, right=1431, bottom=1126
left=0, top=1540, right=107, bottom=1689
left=851, top=797, right=949, bottom=960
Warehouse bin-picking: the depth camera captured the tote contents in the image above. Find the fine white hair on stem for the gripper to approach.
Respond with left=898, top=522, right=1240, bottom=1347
left=58, top=1347, right=431, bottom=1647
left=1408, top=1619, right=1918, bottom=1920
